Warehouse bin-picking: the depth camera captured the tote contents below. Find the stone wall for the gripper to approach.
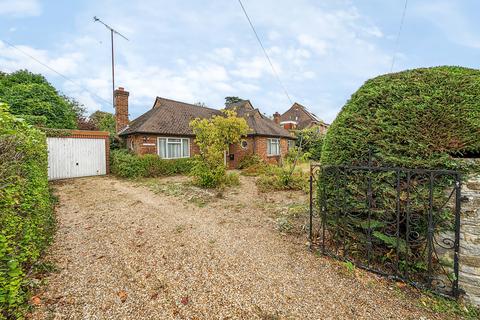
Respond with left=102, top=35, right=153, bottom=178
left=459, top=172, right=480, bottom=306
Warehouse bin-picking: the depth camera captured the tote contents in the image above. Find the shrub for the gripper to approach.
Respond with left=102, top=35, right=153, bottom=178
left=0, top=104, right=55, bottom=318
left=256, top=165, right=308, bottom=192
left=237, top=154, right=263, bottom=169
left=110, top=149, right=146, bottom=178
left=189, top=109, right=249, bottom=188
left=190, top=158, right=241, bottom=188
left=223, top=171, right=240, bottom=187
left=241, top=162, right=268, bottom=176
left=190, top=158, right=226, bottom=188
left=110, top=149, right=194, bottom=178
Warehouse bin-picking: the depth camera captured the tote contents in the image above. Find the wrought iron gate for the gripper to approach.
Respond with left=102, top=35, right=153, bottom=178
left=309, top=162, right=461, bottom=298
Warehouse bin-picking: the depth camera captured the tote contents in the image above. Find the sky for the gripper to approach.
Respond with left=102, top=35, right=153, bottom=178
left=0, top=0, right=479, bottom=123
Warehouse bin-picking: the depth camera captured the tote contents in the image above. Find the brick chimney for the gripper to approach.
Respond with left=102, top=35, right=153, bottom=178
left=114, top=87, right=129, bottom=133
left=273, top=112, right=281, bottom=124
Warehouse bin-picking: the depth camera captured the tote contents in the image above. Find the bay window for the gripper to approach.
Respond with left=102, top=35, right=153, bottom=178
left=158, top=137, right=190, bottom=159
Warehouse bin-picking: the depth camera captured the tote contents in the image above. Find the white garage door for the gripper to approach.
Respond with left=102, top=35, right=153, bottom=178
left=47, top=137, right=106, bottom=180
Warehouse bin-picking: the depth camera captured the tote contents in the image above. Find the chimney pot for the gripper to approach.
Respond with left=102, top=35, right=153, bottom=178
left=273, top=112, right=281, bottom=124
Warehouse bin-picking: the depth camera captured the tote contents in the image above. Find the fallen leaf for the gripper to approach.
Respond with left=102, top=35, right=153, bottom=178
left=117, top=290, right=128, bottom=303
left=31, top=295, right=41, bottom=306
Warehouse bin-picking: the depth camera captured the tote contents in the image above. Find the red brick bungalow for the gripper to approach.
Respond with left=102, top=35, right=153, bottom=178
left=114, top=88, right=295, bottom=168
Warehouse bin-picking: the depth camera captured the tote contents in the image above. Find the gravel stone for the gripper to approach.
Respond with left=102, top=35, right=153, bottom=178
left=29, top=176, right=449, bottom=319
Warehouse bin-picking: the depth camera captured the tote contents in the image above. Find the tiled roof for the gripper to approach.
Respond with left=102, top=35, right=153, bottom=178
left=119, top=97, right=221, bottom=136
left=226, top=100, right=294, bottom=138
left=120, top=98, right=294, bottom=139
left=280, top=102, right=327, bottom=130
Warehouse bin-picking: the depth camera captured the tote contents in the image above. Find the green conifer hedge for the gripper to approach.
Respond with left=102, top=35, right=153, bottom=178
left=0, top=104, right=55, bottom=318
left=322, top=66, right=480, bottom=168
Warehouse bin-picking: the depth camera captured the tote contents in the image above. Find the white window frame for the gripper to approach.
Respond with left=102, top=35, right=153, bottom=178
left=288, top=139, right=296, bottom=150
left=267, top=138, right=280, bottom=156
left=157, top=137, right=190, bottom=159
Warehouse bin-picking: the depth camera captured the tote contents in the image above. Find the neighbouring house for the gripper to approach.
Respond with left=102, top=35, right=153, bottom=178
left=274, top=102, right=329, bottom=133
left=115, top=88, right=295, bottom=168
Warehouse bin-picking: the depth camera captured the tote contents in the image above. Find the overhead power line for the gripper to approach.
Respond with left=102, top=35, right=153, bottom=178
left=390, top=0, right=408, bottom=73
left=237, top=0, right=293, bottom=105
left=1, top=39, right=112, bottom=106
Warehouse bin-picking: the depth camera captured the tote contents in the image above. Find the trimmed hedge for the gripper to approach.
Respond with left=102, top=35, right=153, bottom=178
left=110, top=149, right=194, bottom=178
left=318, top=66, right=480, bottom=280
left=0, top=104, right=55, bottom=318
left=322, top=66, right=480, bottom=169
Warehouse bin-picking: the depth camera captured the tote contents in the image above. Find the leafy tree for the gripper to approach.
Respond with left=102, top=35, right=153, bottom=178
left=190, top=109, right=249, bottom=187
left=89, top=110, right=121, bottom=149
left=224, top=96, right=243, bottom=106
left=0, top=70, right=81, bottom=129
left=295, top=126, right=325, bottom=161
left=194, top=102, right=207, bottom=107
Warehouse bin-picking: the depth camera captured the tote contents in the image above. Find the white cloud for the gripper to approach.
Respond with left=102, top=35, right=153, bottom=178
left=0, top=0, right=41, bottom=17
left=211, top=48, right=234, bottom=63
left=231, top=56, right=272, bottom=79
left=0, top=0, right=395, bottom=122
left=298, top=34, right=328, bottom=56
left=0, top=41, right=83, bottom=75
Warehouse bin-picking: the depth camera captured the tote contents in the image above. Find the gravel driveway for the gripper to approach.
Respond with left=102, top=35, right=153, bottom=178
left=30, top=175, right=447, bottom=319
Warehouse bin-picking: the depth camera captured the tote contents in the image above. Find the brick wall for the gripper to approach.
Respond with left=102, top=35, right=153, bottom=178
left=125, top=133, right=292, bottom=169
left=114, top=87, right=129, bottom=133
left=228, top=137, right=255, bottom=169
left=227, top=136, right=290, bottom=168
left=126, top=134, right=199, bottom=157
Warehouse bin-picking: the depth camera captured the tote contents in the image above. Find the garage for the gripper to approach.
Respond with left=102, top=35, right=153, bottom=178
left=47, top=130, right=109, bottom=180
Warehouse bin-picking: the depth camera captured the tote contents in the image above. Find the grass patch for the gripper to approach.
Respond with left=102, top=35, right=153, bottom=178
left=419, top=293, right=480, bottom=320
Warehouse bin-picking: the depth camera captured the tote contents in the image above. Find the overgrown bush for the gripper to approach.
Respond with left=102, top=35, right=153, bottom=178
left=190, top=158, right=226, bottom=188
left=190, top=158, right=240, bottom=188
left=189, top=109, right=249, bottom=188
left=110, top=149, right=193, bottom=178
left=0, top=104, right=55, bottom=319
left=256, top=165, right=308, bottom=192
left=237, top=154, right=263, bottom=169
left=241, top=162, right=268, bottom=176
